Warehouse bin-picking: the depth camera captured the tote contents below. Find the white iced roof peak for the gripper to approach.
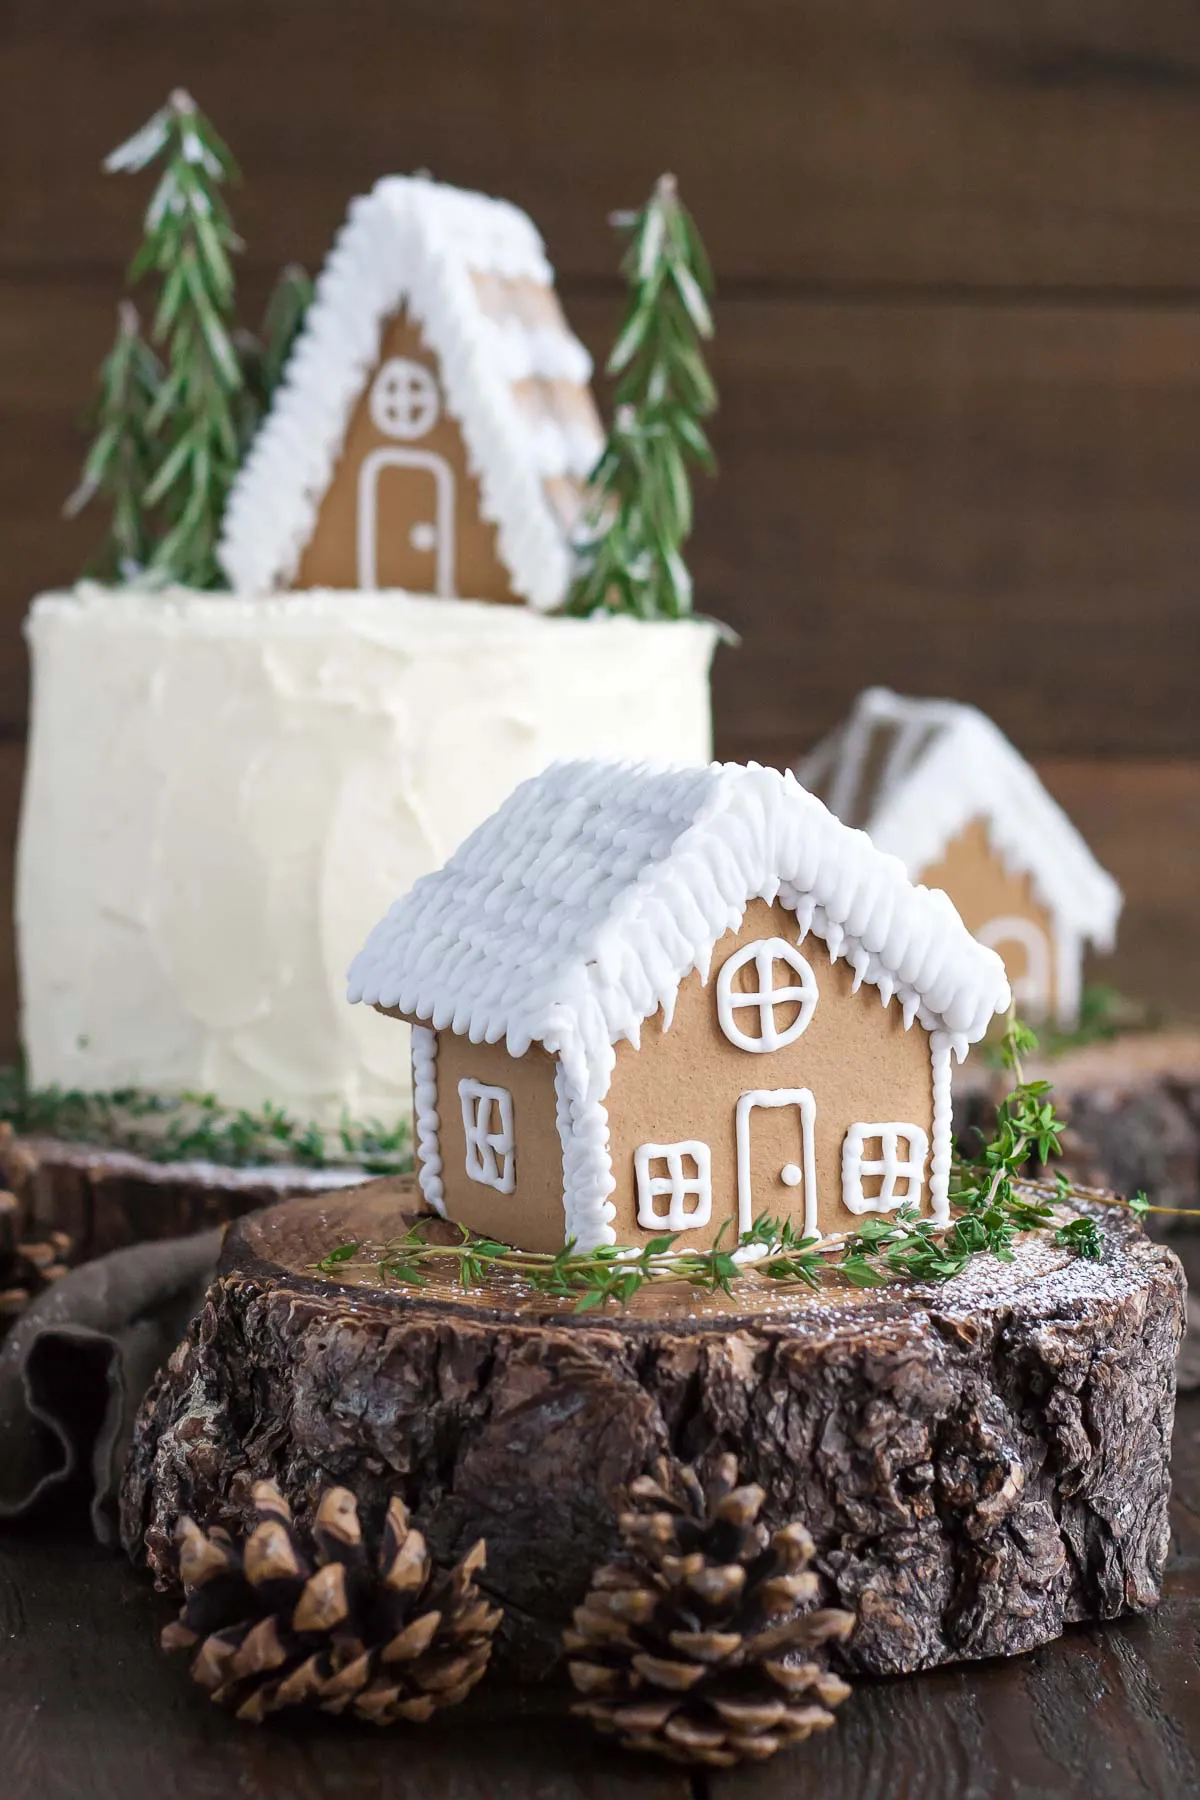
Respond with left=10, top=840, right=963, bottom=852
left=796, top=688, right=1123, bottom=950
left=348, top=758, right=1013, bottom=1094
left=218, top=174, right=604, bottom=607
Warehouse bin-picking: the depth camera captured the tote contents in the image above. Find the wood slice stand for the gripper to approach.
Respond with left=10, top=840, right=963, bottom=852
left=1042, top=1031, right=1200, bottom=1218
left=121, top=1176, right=1186, bottom=1686
left=14, top=1135, right=372, bottom=1264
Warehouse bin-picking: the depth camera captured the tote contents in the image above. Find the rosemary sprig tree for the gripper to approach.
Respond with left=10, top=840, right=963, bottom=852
left=64, top=300, right=162, bottom=578
left=70, top=93, right=312, bottom=584
left=566, top=173, right=716, bottom=620
left=235, top=262, right=314, bottom=455
left=106, top=89, right=244, bottom=588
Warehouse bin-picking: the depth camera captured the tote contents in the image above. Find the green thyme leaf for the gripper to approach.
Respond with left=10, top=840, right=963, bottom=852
left=839, top=1256, right=888, bottom=1289
left=322, top=1241, right=358, bottom=1263
left=1054, top=1217, right=1103, bottom=1261
left=0, top=1064, right=411, bottom=1173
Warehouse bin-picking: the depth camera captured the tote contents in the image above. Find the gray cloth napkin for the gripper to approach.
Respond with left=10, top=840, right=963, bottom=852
left=0, top=1230, right=221, bottom=1542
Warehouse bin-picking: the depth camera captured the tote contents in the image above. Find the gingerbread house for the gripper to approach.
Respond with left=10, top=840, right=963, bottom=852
left=219, top=176, right=604, bottom=606
left=796, top=691, right=1122, bottom=1030
left=348, top=760, right=1010, bottom=1255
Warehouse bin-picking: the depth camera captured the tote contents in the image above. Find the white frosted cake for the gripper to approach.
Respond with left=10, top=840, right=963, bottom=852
left=17, top=586, right=717, bottom=1124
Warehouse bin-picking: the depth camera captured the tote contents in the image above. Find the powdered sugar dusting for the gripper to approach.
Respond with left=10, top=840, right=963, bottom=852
left=298, top=1181, right=1164, bottom=1336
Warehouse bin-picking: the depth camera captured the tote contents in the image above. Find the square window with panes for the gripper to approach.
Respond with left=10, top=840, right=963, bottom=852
left=458, top=1078, right=515, bottom=1195
left=842, top=1123, right=929, bottom=1215
left=634, top=1141, right=713, bottom=1231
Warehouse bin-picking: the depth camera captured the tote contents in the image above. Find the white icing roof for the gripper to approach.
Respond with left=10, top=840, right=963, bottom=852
left=348, top=759, right=1012, bottom=1095
left=219, top=175, right=604, bottom=609
left=796, top=688, right=1122, bottom=950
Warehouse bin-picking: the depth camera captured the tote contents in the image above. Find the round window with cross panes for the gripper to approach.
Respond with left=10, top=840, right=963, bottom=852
left=369, top=358, right=441, bottom=439
left=716, top=938, right=818, bottom=1052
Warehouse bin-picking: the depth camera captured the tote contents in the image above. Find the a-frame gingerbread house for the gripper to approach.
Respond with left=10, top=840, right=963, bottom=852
left=220, top=176, right=604, bottom=608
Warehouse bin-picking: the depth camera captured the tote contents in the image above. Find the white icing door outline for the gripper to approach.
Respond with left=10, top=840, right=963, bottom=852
left=734, top=1088, right=817, bottom=1241
left=976, top=915, right=1051, bottom=1016
left=357, top=446, right=456, bottom=596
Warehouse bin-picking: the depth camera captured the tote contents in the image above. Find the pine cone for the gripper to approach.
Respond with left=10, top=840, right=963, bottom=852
left=162, top=1480, right=501, bottom=1724
left=566, top=1455, right=855, bottom=1768
left=0, top=1125, right=71, bottom=1334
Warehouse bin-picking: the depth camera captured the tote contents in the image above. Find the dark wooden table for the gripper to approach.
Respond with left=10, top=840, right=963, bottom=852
left=4, top=1240, right=1199, bottom=1800
left=2, top=1401, right=1196, bottom=1800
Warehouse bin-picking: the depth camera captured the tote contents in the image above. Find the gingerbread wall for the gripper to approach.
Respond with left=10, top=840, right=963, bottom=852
left=919, top=818, right=1058, bottom=1019
left=404, top=899, right=935, bottom=1253
left=603, top=898, right=935, bottom=1248
left=295, top=308, right=517, bottom=601
left=433, top=1030, right=566, bottom=1252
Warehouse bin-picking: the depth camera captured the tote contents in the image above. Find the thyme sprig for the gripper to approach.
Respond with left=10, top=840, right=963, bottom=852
left=314, top=1013, right=1165, bottom=1310
left=0, top=1065, right=410, bottom=1173
left=317, top=1214, right=828, bottom=1310
left=1054, top=1215, right=1104, bottom=1260
left=980, top=983, right=1157, bottom=1068
left=832, top=1015, right=1065, bottom=1288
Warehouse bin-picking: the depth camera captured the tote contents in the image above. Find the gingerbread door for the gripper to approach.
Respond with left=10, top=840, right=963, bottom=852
left=734, top=1087, right=817, bottom=1239
left=357, top=446, right=456, bottom=593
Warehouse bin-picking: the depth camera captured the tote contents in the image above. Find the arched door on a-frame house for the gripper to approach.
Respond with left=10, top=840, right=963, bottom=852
left=356, top=358, right=456, bottom=594
left=917, top=818, right=1059, bottom=1024
left=357, top=444, right=456, bottom=594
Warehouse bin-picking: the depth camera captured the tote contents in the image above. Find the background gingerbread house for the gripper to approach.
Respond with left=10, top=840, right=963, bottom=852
left=796, top=689, right=1123, bottom=1029
left=219, top=175, right=604, bottom=606
left=349, top=759, right=1010, bottom=1254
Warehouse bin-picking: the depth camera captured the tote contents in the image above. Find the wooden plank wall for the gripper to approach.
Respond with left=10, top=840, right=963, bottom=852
left=2, top=1, right=1199, bottom=1055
